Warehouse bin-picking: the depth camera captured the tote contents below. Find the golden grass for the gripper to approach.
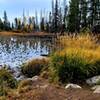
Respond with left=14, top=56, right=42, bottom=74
left=58, top=34, right=99, bottom=50
left=55, top=34, right=100, bottom=65
left=50, top=34, right=100, bottom=83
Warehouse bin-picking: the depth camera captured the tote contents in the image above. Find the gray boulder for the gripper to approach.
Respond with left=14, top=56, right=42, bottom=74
left=86, top=75, right=100, bottom=85
left=65, top=84, right=82, bottom=89
left=92, top=85, right=100, bottom=93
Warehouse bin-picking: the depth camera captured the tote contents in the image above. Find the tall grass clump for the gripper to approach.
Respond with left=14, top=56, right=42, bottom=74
left=0, top=68, right=17, bottom=96
left=50, top=34, right=100, bottom=83
left=58, top=34, right=99, bottom=50
left=21, top=58, right=49, bottom=78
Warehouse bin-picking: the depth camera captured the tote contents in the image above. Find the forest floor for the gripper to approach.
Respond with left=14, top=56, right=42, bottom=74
left=6, top=77, right=100, bottom=100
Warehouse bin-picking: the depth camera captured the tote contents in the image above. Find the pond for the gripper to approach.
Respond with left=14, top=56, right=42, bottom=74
left=0, top=36, right=55, bottom=68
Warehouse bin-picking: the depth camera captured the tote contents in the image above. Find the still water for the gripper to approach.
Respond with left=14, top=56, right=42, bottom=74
left=0, top=36, right=54, bottom=67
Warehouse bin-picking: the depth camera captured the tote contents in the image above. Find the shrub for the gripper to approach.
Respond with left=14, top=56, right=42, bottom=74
left=0, top=68, right=17, bottom=88
left=18, top=86, right=32, bottom=94
left=0, top=68, right=17, bottom=96
left=18, top=79, right=33, bottom=89
left=21, top=58, right=49, bottom=78
left=49, top=48, right=100, bottom=83
left=0, top=86, right=8, bottom=96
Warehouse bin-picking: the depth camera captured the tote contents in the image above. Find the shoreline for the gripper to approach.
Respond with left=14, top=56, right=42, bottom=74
left=0, top=31, right=56, bottom=37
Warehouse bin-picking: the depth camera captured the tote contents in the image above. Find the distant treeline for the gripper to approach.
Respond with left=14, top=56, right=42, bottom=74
left=0, top=0, right=100, bottom=33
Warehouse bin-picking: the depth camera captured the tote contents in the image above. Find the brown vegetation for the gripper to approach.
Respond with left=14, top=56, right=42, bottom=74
left=4, top=77, right=100, bottom=100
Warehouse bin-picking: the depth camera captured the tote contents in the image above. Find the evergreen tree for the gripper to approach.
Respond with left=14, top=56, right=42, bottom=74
left=0, top=18, right=4, bottom=30
left=40, top=17, right=45, bottom=31
left=11, top=23, right=14, bottom=29
left=54, top=0, right=59, bottom=33
left=31, top=16, right=35, bottom=31
left=48, top=12, right=52, bottom=32
left=63, top=0, right=68, bottom=30
left=14, top=18, right=18, bottom=29
left=35, top=11, right=39, bottom=31
left=22, top=10, right=27, bottom=31
left=79, top=0, right=88, bottom=29
left=3, top=11, right=10, bottom=30
left=17, top=19, right=22, bottom=30
left=28, top=17, right=34, bottom=32
left=40, top=10, right=45, bottom=31
left=3, top=11, right=8, bottom=24
left=88, top=0, right=100, bottom=27
left=67, top=0, right=80, bottom=33
left=58, top=7, right=63, bottom=32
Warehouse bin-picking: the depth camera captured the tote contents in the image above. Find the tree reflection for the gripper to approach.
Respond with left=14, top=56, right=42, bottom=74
left=0, top=36, right=54, bottom=67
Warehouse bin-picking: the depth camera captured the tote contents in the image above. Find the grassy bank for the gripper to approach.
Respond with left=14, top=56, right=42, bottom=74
left=49, top=35, right=100, bottom=83
left=20, top=34, right=100, bottom=84
left=0, top=34, right=100, bottom=99
left=0, top=31, right=54, bottom=36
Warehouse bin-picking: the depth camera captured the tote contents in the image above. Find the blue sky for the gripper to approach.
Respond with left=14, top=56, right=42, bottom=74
left=0, top=0, right=69, bottom=22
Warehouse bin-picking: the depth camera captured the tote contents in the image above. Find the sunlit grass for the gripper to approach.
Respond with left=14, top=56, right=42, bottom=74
left=49, top=34, right=100, bottom=83
left=58, top=34, right=100, bottom=51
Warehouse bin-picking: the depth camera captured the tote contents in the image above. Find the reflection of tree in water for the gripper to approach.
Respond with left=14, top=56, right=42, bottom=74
left=0, top=36, right=54, bottom=54
left=0, top=36, right=56, bottom=67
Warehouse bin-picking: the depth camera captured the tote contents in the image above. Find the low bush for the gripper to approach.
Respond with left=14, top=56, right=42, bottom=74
left=0, top=86, right=8, bottom=96
left=21, top=58, right=49, bottom=78
left=49, top=48, right=100, bottom=83
left=18, top=85, right=32, bottom=94
left=0, top=68, right=17, bottom=88
left=0, top=68, right=17, bottom=96
left=18, top=79, right=33, bottom=89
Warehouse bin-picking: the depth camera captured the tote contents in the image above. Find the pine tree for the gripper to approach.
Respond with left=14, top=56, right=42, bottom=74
left=58, top=7, right=63, bottom=32
left=51, top=0, right=55, bottom=33
left=14, top=18, right=18, bottom=29
left=54, top=0, right=59, bottom=33
left=35, top=11, right=39, bottom=31
left=3, top=11, right=10, bottom=30
left=0, top=18, right=4, bottom=30
left=31, top=17, right=35, bottom=31
left=63, top=0, right=68, bottom=30
left=17, top=18, right=22, bottom=30
left=40, top=10, right=45, bottom=31
left=79, top=0, right=88, bottom=29
left=40, top=17, right=45, bottom=32
left=22, top=9, right=27, bottom=31
left=67, top=0, right=80, bottom=33
left=11, top=23, right=14, bottom=30
left=88, top=0, right=100, bottom=27
left=49, top=12, right=52, bottom=32
left=28, top=17, right=34, bottom=32
left=3, top=11, right=8, bottom=24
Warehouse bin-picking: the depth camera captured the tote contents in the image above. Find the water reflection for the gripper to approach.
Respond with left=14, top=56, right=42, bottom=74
left=0, top=36, right=53, bottom=67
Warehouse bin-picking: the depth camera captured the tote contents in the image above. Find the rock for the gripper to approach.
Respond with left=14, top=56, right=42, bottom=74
left=17, top=75, right=26, bottom=81
left=65, top=84, right=82, bottom=89
left=92, top=85, right=100, bottom=93
left=32, top=76, right=39, bottom=81
left=91, top=85, right=100, bottom=93
left=86, top=75, right=100, bottom=85
left=94, top=88, right=100, bottom=93
left=91, top=85, right=100, bottom=90
left=40, top=84, right=48, bottom=89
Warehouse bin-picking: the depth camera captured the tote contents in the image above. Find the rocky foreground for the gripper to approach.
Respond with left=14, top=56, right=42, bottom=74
left=5, top=76, right=100, bottom=100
